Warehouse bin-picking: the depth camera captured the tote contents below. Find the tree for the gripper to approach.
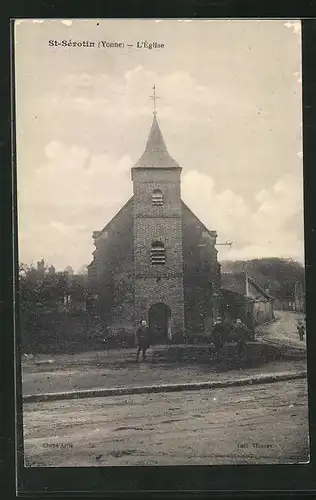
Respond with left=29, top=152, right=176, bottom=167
left=220, top=257, right=305, bottom=299
left=64, top=265, right=74, bottom=276
left=77, top=264, right=88, bottom=276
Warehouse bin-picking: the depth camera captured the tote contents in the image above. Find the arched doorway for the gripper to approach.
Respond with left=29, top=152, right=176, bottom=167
left=148, top=303, right=171, bottom=344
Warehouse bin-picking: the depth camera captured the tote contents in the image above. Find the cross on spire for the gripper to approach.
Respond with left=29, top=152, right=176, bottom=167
left=149, top=84, right=160, bottom=116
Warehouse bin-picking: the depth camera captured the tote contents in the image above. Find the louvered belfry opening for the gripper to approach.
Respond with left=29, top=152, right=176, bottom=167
left=151, top=240, right=166, bottom=265
left=152, top=189, right=163, bottom=206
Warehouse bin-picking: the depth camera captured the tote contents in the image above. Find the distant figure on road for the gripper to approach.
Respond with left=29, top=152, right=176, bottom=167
left=135, top=320, right=151, bottom=362
left=234, top=318, right=248, bottom=356
left=297, top=319, right=306, bottom=341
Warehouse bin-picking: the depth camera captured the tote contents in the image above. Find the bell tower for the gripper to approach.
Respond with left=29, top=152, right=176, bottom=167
left=131, top=91, right=185, bottom=342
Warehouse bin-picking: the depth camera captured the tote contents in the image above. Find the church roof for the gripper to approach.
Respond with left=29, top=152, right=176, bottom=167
left=181, top=201, right=218, bottom=239
left=133, top=115, right=181, bottom=170
left=98, top=197, right=134, bottom=236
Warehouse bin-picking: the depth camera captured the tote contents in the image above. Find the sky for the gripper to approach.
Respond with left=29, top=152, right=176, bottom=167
left=14, top=19, right=304, bottom=272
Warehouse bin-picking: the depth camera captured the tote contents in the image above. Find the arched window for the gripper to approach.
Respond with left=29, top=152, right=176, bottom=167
left=152, top=189, right=163, bottom=206
left=151, top=241, right=166, bottom=265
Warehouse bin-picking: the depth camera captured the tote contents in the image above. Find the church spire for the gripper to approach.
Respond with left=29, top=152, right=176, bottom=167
left=144, top=114, right=168, bottom=155
left=133, top=89, right=181, bottom=170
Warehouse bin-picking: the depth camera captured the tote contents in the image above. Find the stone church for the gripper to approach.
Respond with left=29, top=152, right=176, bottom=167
left=87, top=111, right=221, bottom=344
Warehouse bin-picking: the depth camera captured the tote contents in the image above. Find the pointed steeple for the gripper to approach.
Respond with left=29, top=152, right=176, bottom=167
left=134, top=115, right=181, bottom=169
left=145, top=115, right=168, bottom=154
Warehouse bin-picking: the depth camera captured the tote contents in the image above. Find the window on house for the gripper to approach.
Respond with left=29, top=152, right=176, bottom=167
left=151, top=241, right=166, bottom=265
left=152, top=189, right=163, bottom=206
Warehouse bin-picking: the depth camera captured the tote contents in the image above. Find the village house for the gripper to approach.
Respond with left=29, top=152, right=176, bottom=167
left=220, top=272, right=275, bottom=331
left=274, top=280, right=305, bottom=313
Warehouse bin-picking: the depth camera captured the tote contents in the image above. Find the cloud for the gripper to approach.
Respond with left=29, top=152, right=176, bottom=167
left=15, top=23, right=303, bottom=270
left=254, top=189, right=270, bottom=204
left=18, top=138, right=304, bottom=271
left=49, top=221, right=89, bottom=234
left=37, top=66, right=251, bottom=126
left=18, top=140, right=133, bottom=271
left=18, top=142, right=304, bottom=271
left=182, top=169, right=304, bottom=263
left=20, top=140, right=132, bottom=207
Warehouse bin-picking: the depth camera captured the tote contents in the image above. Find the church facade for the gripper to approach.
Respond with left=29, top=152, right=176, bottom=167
left=88, top=113, right=221, bottom=343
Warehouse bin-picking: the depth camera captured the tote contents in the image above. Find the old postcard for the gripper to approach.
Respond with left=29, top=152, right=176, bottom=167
left=14, top=18, right=308, bottom=467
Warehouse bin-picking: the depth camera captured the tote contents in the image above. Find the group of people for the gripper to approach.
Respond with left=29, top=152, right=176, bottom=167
left=212, top=316, right=250, bottom=357
left=134, top=315, right=306, bottom=362
left=134, top=316, right=250, bottom=362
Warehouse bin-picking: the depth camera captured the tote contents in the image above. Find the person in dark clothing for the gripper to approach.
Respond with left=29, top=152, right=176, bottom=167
left=297, top=319, right=306, bottom=341
left=234, top=318, right=248, bottom=356
left=135, top=320, right=151, bottom=361
left=212, top=317, right=227, bottom=358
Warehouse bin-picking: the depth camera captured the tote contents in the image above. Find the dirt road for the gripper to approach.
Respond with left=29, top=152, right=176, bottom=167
left=258, top=311, right=306, bottom=350
left=23, top=378, right=309, bottom=467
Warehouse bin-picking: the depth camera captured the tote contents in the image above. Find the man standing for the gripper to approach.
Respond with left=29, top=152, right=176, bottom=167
left=135, top=320, right=151, bottom=362
left=212, top=316, right=227, bottom=359
left=234, top=318, right=249, bottom=356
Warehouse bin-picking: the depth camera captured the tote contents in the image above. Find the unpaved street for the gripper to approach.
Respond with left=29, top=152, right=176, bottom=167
left=258, top=311, right=306, bottom=350
left=23, top=378, right=309, bottom=467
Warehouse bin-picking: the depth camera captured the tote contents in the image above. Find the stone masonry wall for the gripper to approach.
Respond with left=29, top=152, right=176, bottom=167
left=89, top=199, right=135, bottom=331
left=134, top=277, right=184, bottom=334
left=182, top=202, right=220, bottom=334
left=132, top=167, right=185, bottom=338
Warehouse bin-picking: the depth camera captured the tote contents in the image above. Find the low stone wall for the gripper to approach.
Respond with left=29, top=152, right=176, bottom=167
left=152, top=341, right=306, bottom=365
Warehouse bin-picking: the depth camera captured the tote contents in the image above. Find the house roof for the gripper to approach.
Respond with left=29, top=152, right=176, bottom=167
left=247, top=275, right=275, bottom=300
left=221, top=272, right=274, bottom=300
left=133, top=115, right=181, bottom=170
left=221, top=272, right=247, bottom=296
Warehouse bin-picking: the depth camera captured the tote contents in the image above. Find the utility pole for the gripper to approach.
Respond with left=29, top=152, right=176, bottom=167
left=241, top=261, right=250, bottom=296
